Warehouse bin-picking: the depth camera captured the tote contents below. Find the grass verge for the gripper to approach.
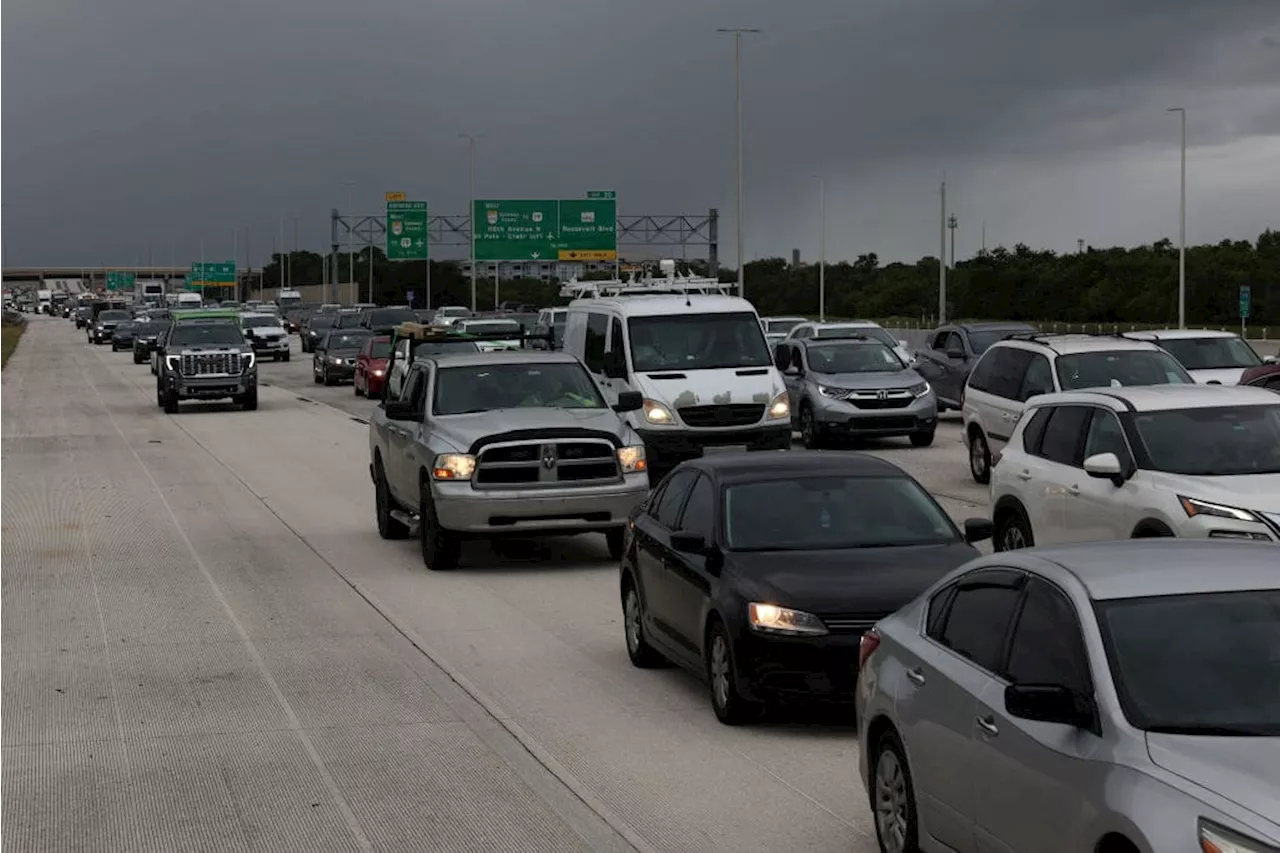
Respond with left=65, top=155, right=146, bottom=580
left=2, top=322, right=27, bottom=369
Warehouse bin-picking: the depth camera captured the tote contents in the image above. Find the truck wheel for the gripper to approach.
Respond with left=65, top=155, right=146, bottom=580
left=281, top=351, right=290, bottom=363
left=323, top=370, right=336, bottom=386
left=313, top=369, right=323, bottom=384
left=162, top=390, right=179, bottom=415
left=606, top=528, right=626, bottom=561
left=419, top=480, right=460, bottom=571
left=374, top=462, right=409, bottom=540
left=239, top=388, right=258, bottom=411
left=133, top=351, right=144, bottom=364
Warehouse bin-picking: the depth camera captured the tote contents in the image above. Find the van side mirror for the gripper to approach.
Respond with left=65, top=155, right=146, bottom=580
left=603, top=349, right=628, bottom=379
left=784, top=364, right=803, bottom=377
left=613, top=391, right=643, bottom=413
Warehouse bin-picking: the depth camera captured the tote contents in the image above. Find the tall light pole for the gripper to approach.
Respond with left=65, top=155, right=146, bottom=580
left=1168, top=107, right=1186, bottom=329
left=460, top=133, right=480, bottom=312
left=344, top=180, right=356, bottom=305
left=813, top=175, right=826, bottom=322
left=717, top=27, right=760, bottom=302
left=947, top=213, right=958, bottom=268
left=939, top=181, right=947, bottom=324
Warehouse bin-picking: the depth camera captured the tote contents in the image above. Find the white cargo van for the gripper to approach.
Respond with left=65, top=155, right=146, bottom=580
left=176, top=292, right=203, bottom=308
left=561, top=268, right=791, bottom=478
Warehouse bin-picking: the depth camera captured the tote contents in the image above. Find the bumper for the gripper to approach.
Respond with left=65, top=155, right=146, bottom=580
left=166, top=372, right=257, bottom=400
left=734, top=629, right=866, bottom=703
left=90, top=329, right=115, bottom=342
left=636, top=423, right=792, bottom=464
left=814, top=394, right=937, bottom=437
left=432, top=476, right=650, bottom=534
left=251, top=339, right=290, bottom=355
left=112, top=336, right=136, bottom=347
left=364, top=372, right=387, bottom=395
left=320, top=363, right=356, bottom=380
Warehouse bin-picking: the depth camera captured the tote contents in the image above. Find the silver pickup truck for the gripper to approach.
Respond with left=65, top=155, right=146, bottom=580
left=369, top=349, right=650, bottom=571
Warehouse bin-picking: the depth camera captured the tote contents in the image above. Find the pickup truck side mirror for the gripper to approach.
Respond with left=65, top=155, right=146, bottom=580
left=613, top=390, right=643, bottom=413
left=384, top=400, right=422, bottom=422
left=603, top=349, right=628, bottom=379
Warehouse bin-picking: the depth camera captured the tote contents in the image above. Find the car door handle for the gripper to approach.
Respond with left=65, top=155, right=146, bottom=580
left=1067, top=484, right=1080, bottom=496
left=905, top=668, right=926, bottom=686
left=976, top=716, right=999, bottom=737
left=1017, top=470, right=1032, bottom=481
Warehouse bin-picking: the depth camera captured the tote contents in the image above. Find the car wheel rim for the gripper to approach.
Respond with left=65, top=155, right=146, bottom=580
left=624, top=590, right=641, bottom=654
left=1002, top=524, right=1027, bottom=550
left=970, top=439, right=986, bottom=476
left=874, top=749, right=909, bottom=853
left=710, top=634, right=731, bottom=709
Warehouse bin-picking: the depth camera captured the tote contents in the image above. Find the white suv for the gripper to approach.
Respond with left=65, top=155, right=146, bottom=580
left=990, top=384, right=1280, bottom=550
left=1122, top=328, right=1274, bottom=384
left=962, top=334, right=1192, bottom=483
left=784, top=320, right=912, bottom=365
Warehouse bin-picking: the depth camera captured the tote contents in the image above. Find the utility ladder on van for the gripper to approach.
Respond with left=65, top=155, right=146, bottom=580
left=559, top=269, right=737, bottom=300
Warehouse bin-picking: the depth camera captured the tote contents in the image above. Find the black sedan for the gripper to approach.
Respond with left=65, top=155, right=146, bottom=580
left=313, top=329, right=371, bottom=385
left=109, top=321, right=138, bottom=351
left=301, top=314, right=338, bottom=353
left=620, top=451, right=992, bottom=724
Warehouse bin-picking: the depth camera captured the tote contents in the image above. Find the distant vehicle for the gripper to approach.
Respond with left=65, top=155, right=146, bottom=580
left=89, top=310, right=130, bottom=344
left=276, top=289, right=303, bottom=310
left=431, top=306, right=472, bottom=325
left=109, top=321, right=138, bottom=351
left=353, top=335, right=392, bottom=398
left=240, top=312, right=291, bottom=362
left=784, top=320, right=913, bottom=366
left=36, top=290, right=52, bottom=314
left=136, top=279, right=166, bottom=307
left=759, top=315, right=807, bottom=347
left=176, top=292, right=202, bottom=309
left=530, top=307, right=567, bottom=350
left=301, top=313, right=339, bottom=353
left=453, top=318, right=523, bottom=351
left=131, top=320, right=168, bottom=364
left=313, top=329, right=372, bottom=385
left=156, top=318, right=257, bottom=413
left=1123, top=328, right=1273, bottom=385
left=359, top=306, right=418, bottom=334
left=913, top=322, right=1038, bottom=410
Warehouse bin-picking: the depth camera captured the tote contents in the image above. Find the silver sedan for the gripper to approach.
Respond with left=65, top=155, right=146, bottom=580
left=855, top=539, right=1280, bottom=853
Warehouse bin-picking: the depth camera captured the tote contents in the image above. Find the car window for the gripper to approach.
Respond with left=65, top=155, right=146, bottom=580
left=1017, top=354, right=1055, bottom=401
left=931, top=331, right=949, bottom=351
left=986, top=348, right=1035, bottom=399
left=1055, top=350, right=1193, bottom=390
left=399, top=365, right=425, bottom=406
left=926, top=585, right=958, bottom=641
left=1005, top=579, right=1092, bottom=694
left=1021, top=407, right=1052, bottom=453
left=968, top=349, right=998, bottom=392
left=676, top=474, right=716, bottom=541
left=583, top=312, right=608, bottom=372
left=609, top=317, right=625, bottom=360
left=654, top=469, right=698, bottom=530
left=1036, top=405, right=1090, bottom=466
left=1084, top=409, right=1131, bottom=462
left=773, top=343, right=790, bottom=371
left=937, top=571, right=1024, bottom=672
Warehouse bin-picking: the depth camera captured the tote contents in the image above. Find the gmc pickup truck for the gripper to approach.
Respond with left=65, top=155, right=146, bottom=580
left=369, top=347, right=649, bottom=571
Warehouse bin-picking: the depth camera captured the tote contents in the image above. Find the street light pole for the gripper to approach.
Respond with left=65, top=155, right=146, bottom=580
left=813, top=175, right=826, bottom=322
left=1168, top=107, right=1186, bottom=329
left=344, top=181, right=355, bottom=306
left=939, top=181, right=947, bottom=324
left=460, top=133, right=480, bottom=313
left=718, top=27, right=760, bottom=302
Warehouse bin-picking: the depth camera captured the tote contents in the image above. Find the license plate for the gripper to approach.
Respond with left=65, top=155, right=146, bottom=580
left=703, top=444, right=748, bottom=456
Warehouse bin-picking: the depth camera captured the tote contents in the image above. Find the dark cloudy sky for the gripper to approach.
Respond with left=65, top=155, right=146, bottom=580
left=3, top=0, right=1278, bottom=269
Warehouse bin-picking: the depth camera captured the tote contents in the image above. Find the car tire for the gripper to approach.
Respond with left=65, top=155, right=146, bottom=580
left=968, top=429, right=992, bottom=484
left=706, top=618, right=760, bottom=725
left=871, top=730, right=921, bottom=853
left=605, top=527, right=625, bottom=561
left=323, top=370, right=336, bottom=386
left=354, top=383, right=365, bottom=397
left=799, top=404, right=825, bottom=450
left=909, top=429, right=935, bottom=448
left=994, top=507, right=1034, bottom=552
left=313, top=368, right=323, bottom=384
left=239, top=388, right=258, bottom=411
left=281, top=352, right=290, bottom=362
left=374, top=461, right=409, bottom=540
left=622, top=578, right=665, bottom=668
left=162, top=390, right=179, bottom=415
left=419, top=479, right=460, bottom=571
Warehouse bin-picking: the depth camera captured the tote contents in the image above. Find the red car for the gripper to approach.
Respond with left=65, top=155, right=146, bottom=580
left=354, top=335, right=392, bottom=397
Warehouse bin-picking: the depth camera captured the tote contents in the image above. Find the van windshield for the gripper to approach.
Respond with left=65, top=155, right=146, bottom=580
left=628, top=312, right=771, bottom=372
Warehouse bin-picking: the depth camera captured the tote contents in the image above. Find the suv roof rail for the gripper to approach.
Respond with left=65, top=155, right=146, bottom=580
left=1002, top=331, right=1129, bottom=344
left=806, top=332, right=873, bottom=342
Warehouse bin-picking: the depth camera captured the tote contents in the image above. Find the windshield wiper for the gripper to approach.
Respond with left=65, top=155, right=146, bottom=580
left=1147, top=724, right=1276, bottom=736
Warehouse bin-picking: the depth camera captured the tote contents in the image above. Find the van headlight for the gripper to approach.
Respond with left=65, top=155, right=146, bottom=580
left=643, top=400, right=675, bottom=425
left=617, top=445, right=647, bottom=473
left=767, top=391, right=790, bottom=420
left=432, top=453, right=476, bottom=481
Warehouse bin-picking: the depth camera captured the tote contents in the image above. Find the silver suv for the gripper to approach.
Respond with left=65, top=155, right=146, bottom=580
left=774, top=336, right=937, bottom=447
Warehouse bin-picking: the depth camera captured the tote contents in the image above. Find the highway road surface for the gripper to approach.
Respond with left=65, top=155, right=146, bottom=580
left=3, top=319, right=989, bottom=853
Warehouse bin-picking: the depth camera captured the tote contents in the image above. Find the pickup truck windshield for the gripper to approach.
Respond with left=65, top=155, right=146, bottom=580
left=628, top=312, right=771, bottom=372
left=434, top=363, right=606, bottom=415
left=169, top=324, right=243, bottom=346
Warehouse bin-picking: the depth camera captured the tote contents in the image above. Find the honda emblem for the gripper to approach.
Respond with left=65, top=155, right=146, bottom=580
left=876, top=389, right=889, bottom=400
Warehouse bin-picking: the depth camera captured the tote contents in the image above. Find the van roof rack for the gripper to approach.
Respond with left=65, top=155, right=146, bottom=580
left=559, top=259, right=736, bottom=299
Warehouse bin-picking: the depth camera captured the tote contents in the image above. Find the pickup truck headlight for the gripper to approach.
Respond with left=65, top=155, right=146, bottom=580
left=643, top=400, right=674, bottom=425
left=1198, top=818, right=1272, bottom=853
left=432, top=453, right=476, bottom=481
left=617, top=445, right=647, bottom=473
left=164, top=355, right=181, bottom=370
left=242, top=352, right=256, bottom=370
left=767, top=391, right=790, bottom=420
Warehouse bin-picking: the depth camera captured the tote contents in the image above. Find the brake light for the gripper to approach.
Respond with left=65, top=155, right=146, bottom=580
left=857, top=628, right=881, bottom=674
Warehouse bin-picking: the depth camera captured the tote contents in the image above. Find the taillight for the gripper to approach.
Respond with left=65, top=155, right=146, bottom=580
left=857, top=628, right=881, bottom=673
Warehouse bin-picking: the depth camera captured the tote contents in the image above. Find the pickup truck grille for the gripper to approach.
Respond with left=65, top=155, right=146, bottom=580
left=181, top=352, right=243, bottom=377
left=678, top=404, right=764, bottom=428
left=475, top=440, right=618, bottom=488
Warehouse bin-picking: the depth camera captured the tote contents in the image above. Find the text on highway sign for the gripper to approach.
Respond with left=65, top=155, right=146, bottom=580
left=473, top=194, right=617, bottom=262
left=386, top=200, right=429, bottom=261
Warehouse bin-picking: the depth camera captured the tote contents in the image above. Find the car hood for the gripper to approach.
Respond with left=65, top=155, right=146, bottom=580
left=1188, top=367, right=1249, bottom=385
left=1151, top=472, right=1280, bottom=514
left=638, top=367, right=782, bottom=409
left=811, top=368, right=923, bottom=390
left=429, top=407, right=627, bottom=453
left=727, top=542, right=979, bottom=616
left=1147, top=733, right=1280, bottom=838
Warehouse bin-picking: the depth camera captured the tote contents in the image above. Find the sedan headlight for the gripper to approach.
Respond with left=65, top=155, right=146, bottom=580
left=617, top=445, right=647, bottom=473
left=643, top=399, right=675, bottom=425
left=329, top=355, right=344, bottom=364
left=767, top=391, right=790, bottom=420
left=1178, top=496, right=1260, bottom=523
left=1198, top=818, right=1273, bottom=853
left=909, top=381, right=931, bottom=397
left=432, top=453, right=476, bottom=481
left=747, top=603, right=828, bottom=637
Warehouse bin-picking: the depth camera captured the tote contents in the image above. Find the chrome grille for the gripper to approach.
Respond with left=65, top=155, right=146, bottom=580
left=475, top=439, right=618, bottom=488
left=819, top=613, right=883, bottom=635
left=847, top=389, right=914, bottom=410
left=180, top=352, right=243, bottom=376
left=678, top=404, right=764, bottom=428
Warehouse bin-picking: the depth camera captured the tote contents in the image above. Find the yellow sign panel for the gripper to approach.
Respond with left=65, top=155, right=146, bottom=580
left=557, top=250, right=617, bottom=261
left=384, top=191, right=406, bottom=202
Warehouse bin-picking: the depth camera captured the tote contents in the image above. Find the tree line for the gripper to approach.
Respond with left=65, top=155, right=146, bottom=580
left=261, top=230, right=1279, bottom=327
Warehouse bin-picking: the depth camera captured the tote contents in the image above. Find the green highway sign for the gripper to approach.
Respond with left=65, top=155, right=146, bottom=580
left=105, top=271, right=136, bottom=292
left=386, top=200, right=429, bottom=261
left=1240, top=284, right=1251, bottom=319
left=473, top=195, right=617, bottom=262
left=587, top=190, right=616, bottom=200
left=189, top=261, right=236, bottom=288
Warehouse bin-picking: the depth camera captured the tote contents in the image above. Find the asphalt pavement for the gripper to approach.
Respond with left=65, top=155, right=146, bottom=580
left=3, top=320, right=990, bottom=853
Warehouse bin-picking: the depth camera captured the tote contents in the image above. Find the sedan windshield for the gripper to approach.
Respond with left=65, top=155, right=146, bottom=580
left=725, top=475, right=959, bottom=551
left=808, top=343, right=904, bottom=372
left=629, top=312, right=771, bottom=372
left=1098, top=589, right=1280, bottom=735
left=1157, top=336, right=1262, bottom=370
left=336, top=313, right=364, bottom=328
left=434, top=362, right=606, bottom=415
left=368, top=339, right=392, bottom=359
left=169, top=323, right=243, bottom=346
left=1132, top=404, right=1280, bottom=476
left=1056, top=350, right=1192, bottom=390
left=99, top=310, right=129, bottom=321
left=324, top=332, right=371, bottom=350
left=243, top=314, right=282, bottom=329
left=309, top=316, right=338, bottom=330
left=968, top=327, right=1035, bottom=354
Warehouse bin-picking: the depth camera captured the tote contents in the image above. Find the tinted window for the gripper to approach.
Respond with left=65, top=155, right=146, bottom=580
left=367, top=308, right=417, bottom=328
left=654, top=469, right=698, bottom=529
left=986, top=348, right=1035, bottom=399
left=401, top=367, right=426, bottom=410
left=938, top=575, right=1024, bottom=672
left=968, top=349, right=998, bottom=392
left=1055, top=350, right=1192, bottom=390
left=926, top=585, right=958, bottom=640
left=677, top=475, right=716, bottom=541
left=807, top=343, right=903, bottom=373
left=1159, top=336, right=1261, bottom=370
left=1006, top=580, right=1091, bottom=694
left=1017, top=354, right=1055, bottom=401
left=583, top=313, right=608, bottom=372
left=609, top=317, right=625, bottom=358
left=773, top=343, right=791, bottom=371
left=324, top=331, right=372, bottom=350
left=310, top=316, right=338, bottom=330
left=168, top=323, right=243, bottom=346
left=968, top=327, right=1035, bottom=354
left=1131, top=404, right=1280, bottom=476
left=1021, top=407, right=1052, bottom=453
left=336, top=313, right=364, bottom=328
left=1037, top=406, right=1090, bottom=466
left=1084, top=409, right=1130, bottom=461
left=100, top=310, right=130, bottom=321
left=368, top=339, right=392, bottom=359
